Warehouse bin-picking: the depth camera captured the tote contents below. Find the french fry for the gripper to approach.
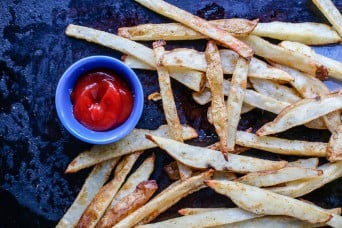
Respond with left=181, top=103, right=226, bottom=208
left=56, top=159, right=119, bottom=228
left=235, top=166, right=323, bottom=187
left=147, top=92, right=161, bottom=101
left=253, top=21, right=341, bottom=45
left=134, top=0, right=254, bottom=60
left=162, top=49, right=293, bottom=81
left=272, top=63, right=341, bottom=133
left=118, top=19, right=258, bottom=40
left=122, top=55, right=206, bottom=92
left=77, top=152, right=142, bottom=228
left=279, top=41, right=342, bottom=81
left=109, top=155, right=155, bottom=207
left=213, top=171, right=237, bottom=181
left=66, top=24, right=155, bottom=68
left=235, top=131, right=327, bottom=157
left=288, top=158, right=319, bottom=169
left=267, top=161, right=342, bottom=198
left=327, top=125, right=342, bottom=161
left=97, top=180, right=158, bottom=227
left=137, top=208, right=260, bottom=228
left=178, top=207, right=224, bottom=216
left=195, top=80, right=289, bottom=114
left=153, top=40, right=192, bottom=180
left=241, top=35, right=328, bottom=79
left=146, top=134, right=287, bottom=173
left=113, top=170, right=214, bottom=228
left=312, top=0, right=342, bottom=37
left=65, top=125, right=197, bottom=173
left=205, top=41, right=229, bottom=154
left=249, top=78, right=301, bottom=104
left=256, top=91, right=342, bottom=136
left=205, top=180, right=342, bottom=226
left=226, top=57, right=249, bottom=151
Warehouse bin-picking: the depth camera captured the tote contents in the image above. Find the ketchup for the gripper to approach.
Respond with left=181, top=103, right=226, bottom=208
left=71, top=69, right=133, bottom=131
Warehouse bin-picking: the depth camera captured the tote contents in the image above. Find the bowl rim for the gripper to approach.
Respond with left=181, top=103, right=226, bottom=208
left=55, top=55, right=144, bottom=144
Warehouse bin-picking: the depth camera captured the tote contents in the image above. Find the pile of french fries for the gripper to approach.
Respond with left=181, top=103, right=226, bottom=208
left=57, top=0, right=342, bottom=227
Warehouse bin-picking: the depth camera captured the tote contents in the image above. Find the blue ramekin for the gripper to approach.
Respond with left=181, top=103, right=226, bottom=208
left=55, top=56, right=144, bottom=144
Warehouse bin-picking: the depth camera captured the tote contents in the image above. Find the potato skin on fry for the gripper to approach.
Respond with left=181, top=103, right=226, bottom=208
left=97, top=180, right=158, bottom=228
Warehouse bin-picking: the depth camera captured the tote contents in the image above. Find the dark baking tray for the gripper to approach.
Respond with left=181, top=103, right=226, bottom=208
left=1, top=0, right=341, bottom=227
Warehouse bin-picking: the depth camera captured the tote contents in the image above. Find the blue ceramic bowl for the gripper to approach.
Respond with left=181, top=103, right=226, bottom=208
left=55, top=56, right=144, bottom=144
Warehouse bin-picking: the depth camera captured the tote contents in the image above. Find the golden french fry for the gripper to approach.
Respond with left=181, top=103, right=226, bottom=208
left=66, top=24, right=155, bottom=68
left=241, top=35, right=328, bottom=79
left=113, top=170, right=214, bottom=228
left=253, top=21, right=341, bottom=45
left=77, top=152, right=142, bottom=228
left=65, top=125, right=197, bottom=173
left=206, top=180, right=342, bottom=226
left=279, top=41, right=342, bottom=81
left=153, top=40, right=192, bottom=180
left=110, top=155, right=155, bottom=207
left=267, top=161, right=342, bottom=198
left=97, top=180, right=158, bottom=227
left=288, top=158, right=319, bottom=169
left=56, top=159, right=119, bottom=228
left=327, top=125, right=342, bottom=161
left=146, top=134, right=287, bottom=173
left=162, top=49, right=293, bottom=81
left=226, top=57, right=249, bottom=151
left=235, top=131, right=327, bottom=157
left=118, top=18, right=258, bottom=40
left=235, top=166, right=323, bottom=187
left=134, top=0, right=253, bottom=60
left=249, top=78, right=301, bottom=104
left=205, top=41, right=229, bottom=153
left=137, top=208, right=260, bottom=228
left=147, top=92, right=161, bottom=101
left=123, top=54, right=206, bottom=92
left=312, top=0, right=342, bottom=37
left=257, top=91, right=342, bottom=136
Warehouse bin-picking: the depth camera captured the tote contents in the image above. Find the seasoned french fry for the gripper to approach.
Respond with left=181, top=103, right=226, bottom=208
left=241, top=35, right=328, bottom=79
left=235, top=166, right=323, bottom=187
left=162, top=49, right=293, bottom=81
left=113, top=170, right=214, bottom=228
left=249, top=78, right=301, bottom=104
left=123, top=55, right=206, bottom=92
left=56, top=159, right=119, bottom=228
left=110, top=155, right=155, bottom=207
left=146, top=134, right=287, bottom=173
left=195, top=80, right=289, bottom=114
left=77, top=152, right=142, bottom=228
left=253, top=21, right=341, bottom=45
left=65, top=125, right=197, bottom=173
left=137, top=208, right=260, bottom=228
left=205, top=41, right=229, bottom=154
left=235, top=131, right=327, bottom=157
left=118, top=19, right=258, bottom=40
left=97, top=180, right=158, bottom=227
left=153, top=40, right=192, bottom=180
left=147, top=92, right=161, bottom=101
left=134, top=0, right=254, bottom=60
left=267, top=161, right=342, bottom=198
left=66, top=24, right=155, bottom=68
left=206, top=180, right=342, bottom=226
left=279, top=41, right=342, bottom=81
left=226, top=57, right=249, bottom=151
left=257, top=91, right=342, bottom=136
left=327, top=125, right=342, bottom=161
left=288, top=158, right=319, bottom=169
left=312, top=0, right=342, bottom=37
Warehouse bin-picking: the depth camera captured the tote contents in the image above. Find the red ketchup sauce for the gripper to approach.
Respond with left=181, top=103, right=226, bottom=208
left=71, top=69, right=133, bottom=131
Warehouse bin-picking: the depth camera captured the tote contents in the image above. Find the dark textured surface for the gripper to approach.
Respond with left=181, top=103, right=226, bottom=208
left=0, top=0, right=341, bottom=227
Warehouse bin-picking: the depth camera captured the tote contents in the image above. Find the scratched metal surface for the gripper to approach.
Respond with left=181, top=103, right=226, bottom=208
left=0, top=0, right=341, bottom=227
